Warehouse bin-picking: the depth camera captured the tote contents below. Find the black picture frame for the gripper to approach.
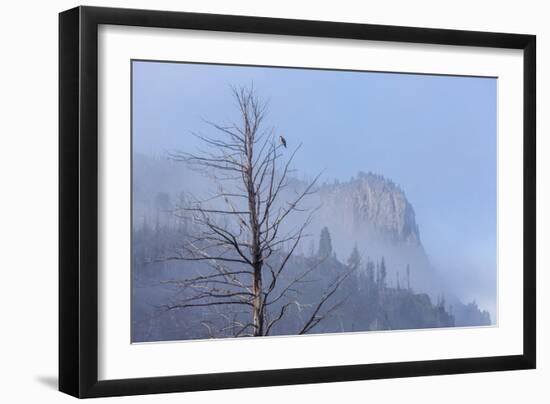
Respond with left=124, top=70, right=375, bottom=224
left=59, top=5, right=536, bottom=398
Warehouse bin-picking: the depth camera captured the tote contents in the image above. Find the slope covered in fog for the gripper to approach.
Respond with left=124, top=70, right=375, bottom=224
left=131, top=154, right=493, bottom=336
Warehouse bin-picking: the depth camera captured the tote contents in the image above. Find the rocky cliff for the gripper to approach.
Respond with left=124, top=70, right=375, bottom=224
left=317, top=172, right=421, bottom=246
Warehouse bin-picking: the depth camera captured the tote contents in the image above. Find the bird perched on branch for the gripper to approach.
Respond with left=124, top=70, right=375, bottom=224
left=279, top=135, right=287, bottom=148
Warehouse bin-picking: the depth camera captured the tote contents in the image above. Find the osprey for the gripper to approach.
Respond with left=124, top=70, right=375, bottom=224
left=279, top=135, right=287, bottom=148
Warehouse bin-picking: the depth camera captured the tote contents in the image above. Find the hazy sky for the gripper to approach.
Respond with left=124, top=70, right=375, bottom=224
left=132, top=60, right=497, bottom=313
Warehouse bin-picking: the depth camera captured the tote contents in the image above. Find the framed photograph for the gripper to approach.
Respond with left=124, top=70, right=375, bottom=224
left=59, top=6, right=536, bottom=398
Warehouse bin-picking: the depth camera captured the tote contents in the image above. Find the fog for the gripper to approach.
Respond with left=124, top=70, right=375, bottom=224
left=131, top=61, right=497, bottom=340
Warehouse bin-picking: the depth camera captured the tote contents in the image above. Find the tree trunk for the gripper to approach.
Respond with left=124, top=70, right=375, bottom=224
left=252, top=264, right=263, bottom=336
left=245, top=126, right=264, bottom=336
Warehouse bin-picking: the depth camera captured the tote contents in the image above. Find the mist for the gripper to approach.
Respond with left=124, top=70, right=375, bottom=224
left=131, top=61, right=497, bottom=341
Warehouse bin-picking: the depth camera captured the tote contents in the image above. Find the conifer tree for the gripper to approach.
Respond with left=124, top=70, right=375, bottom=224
left=318, top=227, right=333, bottom=259
left=379, top=257, right=387, bottom=288
left=365, top=258, right=375, bottom=286
left=347, top=243, right=361, bottom=270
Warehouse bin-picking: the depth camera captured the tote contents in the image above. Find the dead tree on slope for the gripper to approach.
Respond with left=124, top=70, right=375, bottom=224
left=163, top=85, right=352, bottom=337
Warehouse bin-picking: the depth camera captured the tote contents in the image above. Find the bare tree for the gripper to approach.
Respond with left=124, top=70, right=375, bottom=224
left=161, top=85, right=352, bottom=337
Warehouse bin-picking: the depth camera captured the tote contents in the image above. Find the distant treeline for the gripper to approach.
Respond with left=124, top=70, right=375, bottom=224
left=132, top=217, right=490, bottom=342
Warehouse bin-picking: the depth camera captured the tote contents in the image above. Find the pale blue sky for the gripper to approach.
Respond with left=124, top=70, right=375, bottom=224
left=132, top=60, right=497, bottom=310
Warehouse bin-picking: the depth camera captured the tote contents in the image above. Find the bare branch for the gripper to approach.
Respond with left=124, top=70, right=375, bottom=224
left=298, top=268, right=356, bottom=335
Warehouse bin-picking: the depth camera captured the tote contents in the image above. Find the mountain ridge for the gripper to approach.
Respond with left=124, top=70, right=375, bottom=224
left=131, top=154, right=493, bottom=334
